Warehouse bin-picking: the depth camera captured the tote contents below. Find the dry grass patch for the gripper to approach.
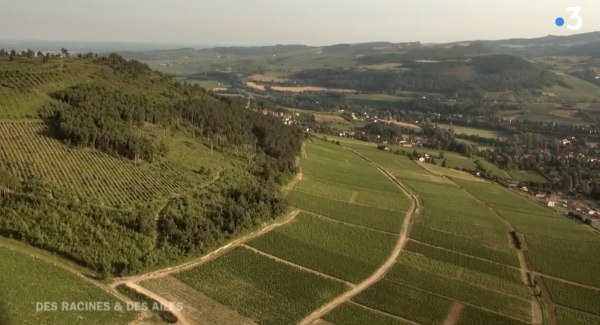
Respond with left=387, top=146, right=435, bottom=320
left=248, top=74, right=290, bottom=82
left=314, top=115, right=349, bottom=123
left=245, top=81, right=355, bottom=93
left=393, top=121, right=421, bottom=129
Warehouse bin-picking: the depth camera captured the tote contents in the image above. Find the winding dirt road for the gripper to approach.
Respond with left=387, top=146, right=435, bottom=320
left=296, top=148, right=420, bottom=325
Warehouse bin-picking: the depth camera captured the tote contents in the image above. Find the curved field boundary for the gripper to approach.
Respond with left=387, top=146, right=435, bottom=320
left=296, top=148, right=420, bottom=325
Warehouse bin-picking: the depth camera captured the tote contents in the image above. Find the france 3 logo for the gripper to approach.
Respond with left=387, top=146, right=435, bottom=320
left=555, top=7, right=582, bottom=30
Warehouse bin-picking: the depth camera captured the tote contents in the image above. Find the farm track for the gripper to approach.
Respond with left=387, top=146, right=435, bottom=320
left=240, top=244, right=355, bottom=287
left=296, top=148, right=419, bottom=325
left=443, top=302, right=465, bottom=325
left=349, top=191, right=358, bottom=203
left=125, top=283, right=191, bottom=325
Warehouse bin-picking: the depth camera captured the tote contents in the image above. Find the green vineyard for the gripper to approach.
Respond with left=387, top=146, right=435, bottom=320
left=0, top=121, right=195, bottom=207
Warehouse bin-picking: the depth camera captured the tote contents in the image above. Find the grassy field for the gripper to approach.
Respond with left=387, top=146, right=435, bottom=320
left=0, top=246, right=136, bottom=325
left=546, top=74, right=600, bottom=102
left=508, top=170, right=548, bottom=183
left=436, top=124, right=509, bottom=139
left=0, top=121, right=222, bottom=207
left=174, top=247, right=349, bottom=325
left=247, top=213, right=397, bottom=282
left=345, top=93, right=412, bottom=102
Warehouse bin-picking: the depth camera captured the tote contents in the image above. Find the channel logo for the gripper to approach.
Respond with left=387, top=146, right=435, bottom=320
left=555, top=7, right=582, bottom=30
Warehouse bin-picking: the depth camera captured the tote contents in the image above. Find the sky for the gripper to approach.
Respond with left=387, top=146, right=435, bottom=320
left=1, top=0, right=600, bottom=46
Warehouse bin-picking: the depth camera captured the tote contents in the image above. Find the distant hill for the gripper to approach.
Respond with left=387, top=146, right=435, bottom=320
left=357, top=42, right=491, bottom=64
left=557, top=41, right=600, bottom=56
left=211, top=44, right=309, bottom=56
left=289, top=54, right=564, bottom=95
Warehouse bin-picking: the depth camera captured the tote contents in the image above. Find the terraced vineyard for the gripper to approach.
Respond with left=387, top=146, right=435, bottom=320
left=0, top=121, right=212, bottom=207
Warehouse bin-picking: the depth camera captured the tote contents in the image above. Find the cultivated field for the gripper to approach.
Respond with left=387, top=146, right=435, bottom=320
left=245, top=81, right=355, bottom=93
left=0, top=121, right=220, bottom=207
left=0, top=246, right=136, bottom=325
left=345, top=145, right=539, bottom=325
left=247, top=213, right=397, bottom=282
left=173, top=247, right=349, bottom=325
left=136, top=139, right=411, bottom=324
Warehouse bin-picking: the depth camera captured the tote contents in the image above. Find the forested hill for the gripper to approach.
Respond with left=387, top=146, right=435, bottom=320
left=356, top=42, right=491, bottom=64
left=0, top=51, right=304, bottom=277
left=289, top=54, right=566, bottom=96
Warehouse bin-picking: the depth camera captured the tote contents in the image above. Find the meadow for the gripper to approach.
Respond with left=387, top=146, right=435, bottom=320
left=0, top=246, right=136, bottom=325
left=247, top=213, right=397, bottom=282
left=508, top=170, right=549, bottom=183
left=174, top=247, right=349, bottom=325
left=436, top=124, right=508, bottom=139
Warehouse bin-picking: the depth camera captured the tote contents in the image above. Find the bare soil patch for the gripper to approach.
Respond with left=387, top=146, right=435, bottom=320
left=349, top=191, right=359, bottom=203
left=443, top=303, right=465, bottom=325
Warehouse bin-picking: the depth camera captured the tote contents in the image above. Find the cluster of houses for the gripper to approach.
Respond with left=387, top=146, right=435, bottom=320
left=523, top=189, right=599, bottom=217
left=260, top=109, right=300, bottom=125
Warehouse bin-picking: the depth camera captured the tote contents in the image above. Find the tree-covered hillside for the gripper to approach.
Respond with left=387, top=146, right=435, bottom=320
left=290, top=54, right=566, bottom=95
left=357, top=42, right=491, bottom=64
left=0, top=51, right=304, bottom=277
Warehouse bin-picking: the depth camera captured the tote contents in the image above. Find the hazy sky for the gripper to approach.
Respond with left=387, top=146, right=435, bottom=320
left=2, top=0, right=600, bottom=46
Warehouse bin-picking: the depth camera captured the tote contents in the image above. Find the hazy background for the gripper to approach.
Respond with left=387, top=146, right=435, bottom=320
left=1, top=0, right=599, bottom=46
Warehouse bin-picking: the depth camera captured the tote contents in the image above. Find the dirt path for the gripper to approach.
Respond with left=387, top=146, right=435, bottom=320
left=349, top=191, right=358, bottom=203
left=240, top=244, right=355, bottom=287
left=443, top=302, right=465, bottom=325
left=125, top=282, right=190, bottom=325
left=296, top=148, right=419, bottom=325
